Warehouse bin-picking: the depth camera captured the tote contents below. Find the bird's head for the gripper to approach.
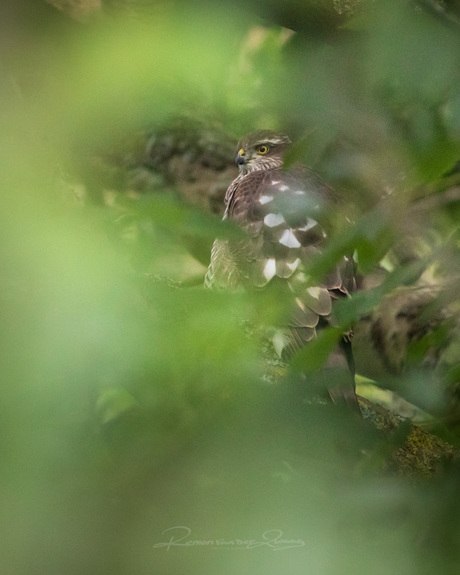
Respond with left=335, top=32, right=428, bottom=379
left=235, top=130, right=291, bottom=175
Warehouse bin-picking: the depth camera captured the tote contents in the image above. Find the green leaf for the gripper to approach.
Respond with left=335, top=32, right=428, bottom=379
left=290, top=326, right=343, bottom=372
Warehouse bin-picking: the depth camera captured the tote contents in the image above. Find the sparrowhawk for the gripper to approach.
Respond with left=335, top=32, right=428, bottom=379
left=205, top=130, right=358, bottom=409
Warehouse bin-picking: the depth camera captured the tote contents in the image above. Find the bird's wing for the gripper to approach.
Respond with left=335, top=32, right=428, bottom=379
left=224, top=167, right=356, bottom=350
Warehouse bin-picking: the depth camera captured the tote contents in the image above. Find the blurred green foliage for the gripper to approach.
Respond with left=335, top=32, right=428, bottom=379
left=2, top=1, right=460, bottom=574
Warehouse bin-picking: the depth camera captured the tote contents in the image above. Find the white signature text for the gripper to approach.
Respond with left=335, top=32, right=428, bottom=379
left=153, top=526, right=305, bottom=551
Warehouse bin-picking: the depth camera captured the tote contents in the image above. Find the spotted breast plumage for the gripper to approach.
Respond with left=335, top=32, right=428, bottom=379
left=205, top=130, right=358, bottom=408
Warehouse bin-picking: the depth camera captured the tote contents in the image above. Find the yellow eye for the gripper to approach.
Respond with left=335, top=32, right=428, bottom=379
left=256, top=144, right=270, bottom=155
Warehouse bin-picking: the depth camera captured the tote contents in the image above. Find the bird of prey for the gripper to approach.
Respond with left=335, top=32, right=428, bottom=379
left=205, top=130, right=358, bottom=408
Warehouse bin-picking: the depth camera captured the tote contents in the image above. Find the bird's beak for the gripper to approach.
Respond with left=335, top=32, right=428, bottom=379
left=235, top=148, right=247, bottom=167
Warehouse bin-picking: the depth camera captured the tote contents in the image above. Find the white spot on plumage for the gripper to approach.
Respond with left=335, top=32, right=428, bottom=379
left=259, top=195, right=274, bottom=205
left=264, top=213, right=285, bottom=227
left=294, top=190, right=305, bottom=195
left=272, top=330, right=288, bottom=357
left=307, top=287, right=322, bottom=299
left=263, top=258, right=277, bottom=280
left=279, top=185, right=289, bottom=192
left=295, top=296, right=305, bottom=310
left=279, top=229, right=301, bottom=248
left=297, top=219, right=318, bottom=232
left=287, top=258, right=301, bottom=271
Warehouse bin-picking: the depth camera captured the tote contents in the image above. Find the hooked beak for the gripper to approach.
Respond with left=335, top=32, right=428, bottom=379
left=235, top=148, right=247, bottom=167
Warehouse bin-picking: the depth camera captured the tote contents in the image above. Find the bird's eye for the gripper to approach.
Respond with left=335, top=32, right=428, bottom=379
left=256, top=144, right=270, bottom=155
